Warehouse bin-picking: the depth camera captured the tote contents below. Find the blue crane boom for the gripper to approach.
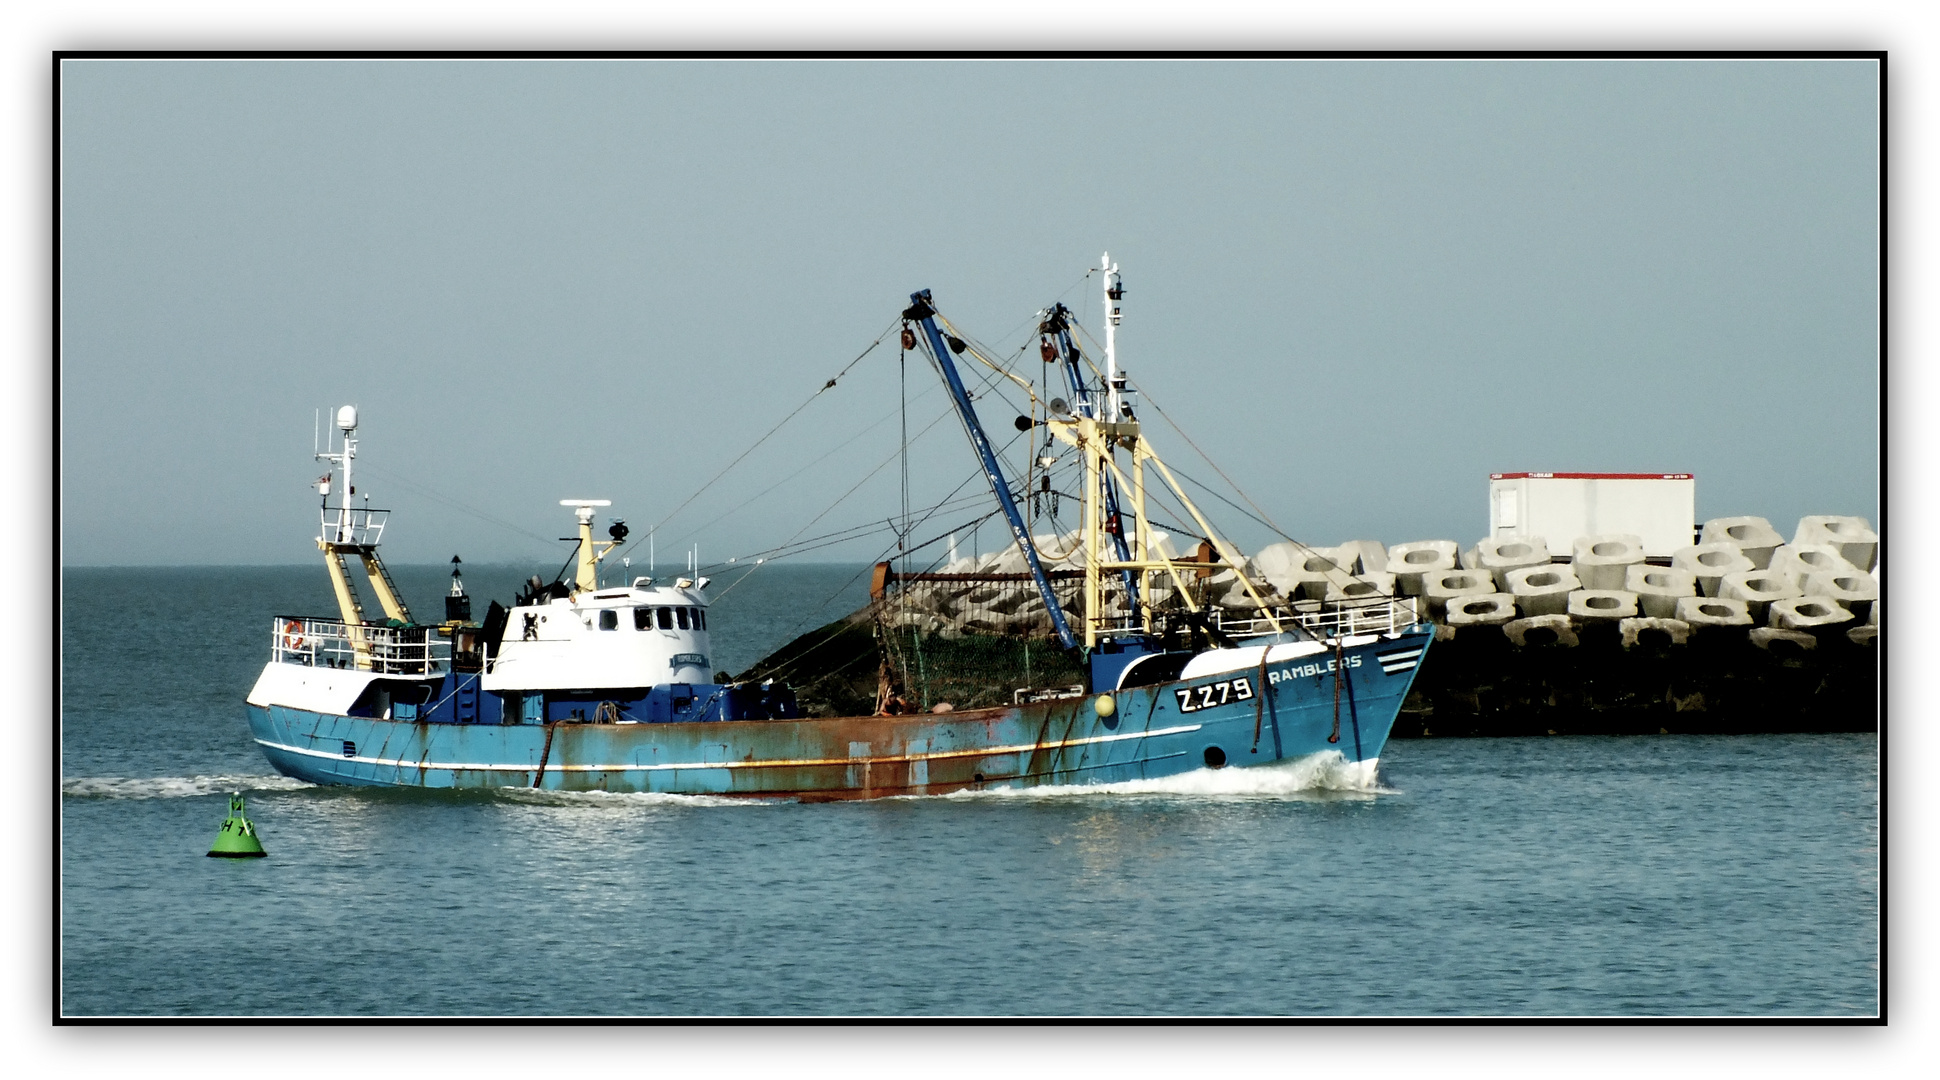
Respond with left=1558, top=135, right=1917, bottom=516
left=903, top=290, right=1081, bottom=653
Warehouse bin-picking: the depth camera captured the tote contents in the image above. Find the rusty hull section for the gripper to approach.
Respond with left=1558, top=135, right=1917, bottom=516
left=538, top=691, right=1155, bottom=800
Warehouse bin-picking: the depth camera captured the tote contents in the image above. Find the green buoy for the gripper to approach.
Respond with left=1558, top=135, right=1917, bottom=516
left=207, top=792, right=267, bottom=858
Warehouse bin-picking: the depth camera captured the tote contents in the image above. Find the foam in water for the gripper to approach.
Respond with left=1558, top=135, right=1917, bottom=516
left=61, top=775, right=315, bottom=800
left=927, top=751, right=1393, bottom=802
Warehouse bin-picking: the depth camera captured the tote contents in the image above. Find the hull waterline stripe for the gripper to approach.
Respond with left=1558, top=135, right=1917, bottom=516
left=252, top=721, right=1205, bottom=774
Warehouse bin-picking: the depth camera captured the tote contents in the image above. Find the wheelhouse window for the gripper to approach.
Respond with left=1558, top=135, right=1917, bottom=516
left=598, top=610, right=618, bottom=631
left=657, top=608, right=673, bottom=630
left=695, top=609, right=706, bottom=630
left=675, top=607, right=690, bottom=630
left=634, top=607, right=652, bottom=631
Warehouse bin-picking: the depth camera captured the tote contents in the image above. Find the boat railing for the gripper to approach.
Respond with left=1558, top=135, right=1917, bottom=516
left=318, top=506, right=389, bottom=547
left=270, top=616, right=448, bottom=674
left=1217, top=595, right=1423, bottom=640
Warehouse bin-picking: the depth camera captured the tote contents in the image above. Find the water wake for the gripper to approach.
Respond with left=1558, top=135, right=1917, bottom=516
left=61, top=774, right=314, bottom=800
left=931, top=752, right=1393, bottom=802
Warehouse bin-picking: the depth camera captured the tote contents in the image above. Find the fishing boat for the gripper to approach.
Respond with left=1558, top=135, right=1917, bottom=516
left=245, top=260, right=1433, bottom=797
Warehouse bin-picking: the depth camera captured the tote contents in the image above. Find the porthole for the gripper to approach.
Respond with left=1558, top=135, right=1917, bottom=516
left=1203, top=746, right=1227, bottom=769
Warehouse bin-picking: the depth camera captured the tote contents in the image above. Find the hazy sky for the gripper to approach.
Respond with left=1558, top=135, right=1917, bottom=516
left=58, top=58, right=1879, bottom=569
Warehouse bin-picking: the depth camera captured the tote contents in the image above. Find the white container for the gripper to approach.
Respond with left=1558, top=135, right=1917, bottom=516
left=1488, top=473, right=1695, bottom=558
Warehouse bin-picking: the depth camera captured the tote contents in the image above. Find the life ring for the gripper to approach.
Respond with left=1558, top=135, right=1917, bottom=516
left=282, top=619, right=306, bottom=651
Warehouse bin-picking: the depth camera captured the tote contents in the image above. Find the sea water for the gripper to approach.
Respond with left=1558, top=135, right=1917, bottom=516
left=59, top=566, right=1879, bottom=1017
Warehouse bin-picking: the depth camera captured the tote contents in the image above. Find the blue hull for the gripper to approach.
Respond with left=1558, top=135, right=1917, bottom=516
left=247, top=626, right=1431, bottom=798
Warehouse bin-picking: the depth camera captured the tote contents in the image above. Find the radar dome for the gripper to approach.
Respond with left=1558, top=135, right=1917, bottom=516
left=335, top=405, right=358, bottom=431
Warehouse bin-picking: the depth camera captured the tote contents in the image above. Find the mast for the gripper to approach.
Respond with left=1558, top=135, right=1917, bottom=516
left=1102, top=253, right=1124, bottom=422
left=904, top=290, right=1080, bottom=652
left=312, top=405, right=413, bottom=668
left=560, top=499, right=626, bottom=593
left=1034, top=262, right=1286, bottom=645
left=1042, top=294, right=1139, bottom=613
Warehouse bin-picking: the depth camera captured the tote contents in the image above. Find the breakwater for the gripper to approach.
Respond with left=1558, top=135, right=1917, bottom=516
left=738, top=514, right=1878, bottom=736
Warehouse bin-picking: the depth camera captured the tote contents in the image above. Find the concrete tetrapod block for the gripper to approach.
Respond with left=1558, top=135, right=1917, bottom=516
left=1288, top=547, right=1351, bottom=601
left=1700, top=516, right=1785, bottom=569
left=1620, top=617, right=1691, bottom=648
left=1473, top=536, right=1551, bottom=590
left=1503, top=614, right=1578, bottom=648
left=1573, top=534, right=1646, bottom=590
left=1385, top=541, right=1459, bottom=596
left=1718, top=570, right=1803, bottom=623
left=1848, top=624, right=1878, bottom=646
left=1504, top=565, right=1581, bottom=617
left=1801, top=571, right=1877, bottom=621
left=1421, top=568, right=1497, bottom=616
left=1247, top=541, right=1307, bottom=598
left=1625, top=564, right=1697, bottom=619
left=1767, top=543, right=1861, bottom=590
left=1794, top=515, right=1878, bottom=571
left=1674, top=596, right=1753, bottom=628
left=1568, top=589, right=1639, bottom=622
left=1336, top=540, right=1388, bottom=577
left=1672, top=543, right=1756, bottom=598
left=1750, top=627, right=1817, bottom=653
left=1767, top=597, right=1855, bottom=632
left=1325, top=571, right=1397, bottom=604
left=1444, top=592, right=1517, bottom=627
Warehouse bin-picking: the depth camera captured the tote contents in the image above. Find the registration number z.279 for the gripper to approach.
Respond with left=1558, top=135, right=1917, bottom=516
left=1173, top=677, right=1255, bottom=714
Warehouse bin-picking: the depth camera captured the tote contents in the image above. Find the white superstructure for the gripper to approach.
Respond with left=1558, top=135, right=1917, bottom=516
left=485, top=580, right=713, bottom=691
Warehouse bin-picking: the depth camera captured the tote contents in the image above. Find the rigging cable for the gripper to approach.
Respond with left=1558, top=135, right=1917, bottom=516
left=699, top=405, right=989, bottom=602
left=656, top=363, right=953, bottom=553
left=746, top=505, right=1007, bottom=687
left=614, top=317, right=900, bottom=565
left=709, top=490, right=997, bottom=570
left=1063, top=316, right=1386, bottom=597
left=357, top=464, right=565, bottom=553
